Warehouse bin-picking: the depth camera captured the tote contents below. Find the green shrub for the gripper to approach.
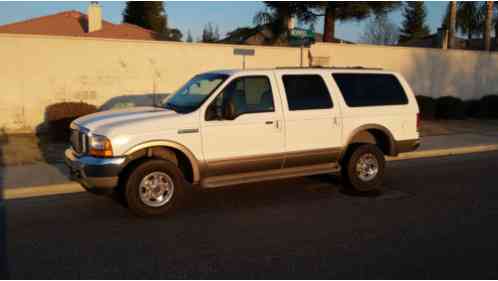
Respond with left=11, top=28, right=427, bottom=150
left=477, top=95, right=498, bottom=119
left=415, top=95, right=437, bottom=120
left=436, top=96, right=466, bottom=119
left=46, top=102, right=97, bottom=141
left=463, top=99, right=481, bottom=118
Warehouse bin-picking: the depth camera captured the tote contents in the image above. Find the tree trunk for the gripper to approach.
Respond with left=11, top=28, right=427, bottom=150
left=323, top=6, right=336, bottom=43
left=448, top=1, right=457, bottom=48
left=495, top=20, right=498, bottom=49
left=484, top=1, right=494, bottom=51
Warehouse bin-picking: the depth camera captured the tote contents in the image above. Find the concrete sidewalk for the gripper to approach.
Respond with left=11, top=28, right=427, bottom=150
left=2, top=131, right=498, bottom=200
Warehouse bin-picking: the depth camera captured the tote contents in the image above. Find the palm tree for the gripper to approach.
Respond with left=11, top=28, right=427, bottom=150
left=317, top=2, right=400, bottom=42
left=456, top=2, right=485, bottom=45
left=253, top=2, right=312, bottom=44
left=448, top=1, right=457, bottom=48
left=484, top=1, right=494, bottom=50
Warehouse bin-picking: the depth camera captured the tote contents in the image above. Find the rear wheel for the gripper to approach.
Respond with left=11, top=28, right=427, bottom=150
left=341, top=144, right=385, bottom=193
left=125, top=159, right=186, bottom=217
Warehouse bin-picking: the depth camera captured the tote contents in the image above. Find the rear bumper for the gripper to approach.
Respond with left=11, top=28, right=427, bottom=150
left=64, top=148, right=126, bottom=191
left=395, top=138, right=421, bottom=154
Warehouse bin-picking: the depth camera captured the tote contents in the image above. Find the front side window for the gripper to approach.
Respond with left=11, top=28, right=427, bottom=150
left=163, top=73, right=228, bottom=113
left=282, top=75, right=333, bottom=111
left=332, top=73, right=408, bottom=107
left=206, top=76, right=274, bottom=120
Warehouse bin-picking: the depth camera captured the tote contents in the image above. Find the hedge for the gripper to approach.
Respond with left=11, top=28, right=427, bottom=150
left=415, top=95, right=437, bottom=120
left=45, top=102, right=97, bottom=141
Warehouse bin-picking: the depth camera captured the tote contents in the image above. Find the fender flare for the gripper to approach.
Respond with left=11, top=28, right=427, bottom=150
left=123, top=140, right=202, bottom=183
left=343, top=124, right=397, bottom=157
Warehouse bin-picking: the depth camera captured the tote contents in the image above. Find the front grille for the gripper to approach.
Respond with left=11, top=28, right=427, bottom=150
left=70, top=129, right=86, bottom=154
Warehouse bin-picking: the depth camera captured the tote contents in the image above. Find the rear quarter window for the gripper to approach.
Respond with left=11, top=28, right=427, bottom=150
left=332, top=73, right=408, bottom=107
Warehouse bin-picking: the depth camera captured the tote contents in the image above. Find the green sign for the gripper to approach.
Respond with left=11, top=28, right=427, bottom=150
left=289, top=28, right=315, bottom=40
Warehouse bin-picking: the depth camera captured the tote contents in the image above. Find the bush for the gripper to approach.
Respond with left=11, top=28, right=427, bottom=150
left=476, top=95, right=498, bottom=119
left=46, top=102, right=97, bottom=141
left=415, top=95, right=437, bottom=120
left=463, top=99, right=481, bottom=118
left=436, top=96, right=466, bottom=119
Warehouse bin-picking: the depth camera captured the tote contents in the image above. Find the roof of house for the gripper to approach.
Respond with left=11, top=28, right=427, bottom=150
left=400, top=32, right=497, bottom=51
left=0, top=10, right=159, bottom=40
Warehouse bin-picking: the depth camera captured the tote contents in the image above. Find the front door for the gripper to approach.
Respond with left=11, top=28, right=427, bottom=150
left=201, top=74, right=285, bottom=176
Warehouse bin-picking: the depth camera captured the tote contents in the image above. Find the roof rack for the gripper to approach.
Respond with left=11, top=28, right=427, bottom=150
left=275, top=66, right=383, bottom=70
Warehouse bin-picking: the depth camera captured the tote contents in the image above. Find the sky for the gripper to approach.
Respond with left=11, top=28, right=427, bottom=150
left=0, top=1, right=449, bottom=42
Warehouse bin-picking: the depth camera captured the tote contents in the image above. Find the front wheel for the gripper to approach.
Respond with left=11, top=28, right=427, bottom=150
left=125, top=159, right=186, bottom=217
left=341, top=144, right=385, bottom=194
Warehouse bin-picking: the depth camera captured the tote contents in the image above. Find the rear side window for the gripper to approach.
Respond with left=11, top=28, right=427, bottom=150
left=332, top=74, right=408, bottom=107
left=282, top=75, right=333, bottom=111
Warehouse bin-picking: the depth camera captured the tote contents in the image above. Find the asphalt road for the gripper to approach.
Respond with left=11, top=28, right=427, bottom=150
left=5, top=151, right=498, bottom=279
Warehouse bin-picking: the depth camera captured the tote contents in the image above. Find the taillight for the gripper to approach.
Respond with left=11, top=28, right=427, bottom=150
left=416, top=113, right=421, bottom=131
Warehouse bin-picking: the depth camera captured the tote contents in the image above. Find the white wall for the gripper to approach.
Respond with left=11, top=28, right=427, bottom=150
left=311, top=43, right=498, bottom=100
left=1, top=34, right=497, bottom=133
left=0, top=34, right=306, bottom=133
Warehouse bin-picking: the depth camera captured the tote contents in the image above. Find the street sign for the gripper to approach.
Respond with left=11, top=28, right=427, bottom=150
left=233, top=48, right=255, bottom=56
left=289, top=28, right=314, bottom=40
left=233, top=48, right=255, bottom=69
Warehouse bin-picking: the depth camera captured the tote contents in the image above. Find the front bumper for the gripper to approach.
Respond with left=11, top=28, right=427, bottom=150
left=64, top=148, right=126, bottom=191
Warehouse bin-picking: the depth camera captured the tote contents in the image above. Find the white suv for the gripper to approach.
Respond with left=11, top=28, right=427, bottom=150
left=65, top=67, right=420, bottom=216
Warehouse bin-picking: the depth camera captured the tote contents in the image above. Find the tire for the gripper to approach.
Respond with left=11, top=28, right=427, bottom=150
left=125, top=159, right=186, bottom=217
left=341, top=144, right=385, bottom=194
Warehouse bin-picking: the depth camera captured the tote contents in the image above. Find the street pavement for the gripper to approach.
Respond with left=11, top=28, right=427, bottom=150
left=4, top=151, right=498, bottom=279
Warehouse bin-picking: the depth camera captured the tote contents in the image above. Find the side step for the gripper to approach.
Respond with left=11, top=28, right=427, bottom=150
left=202, top=162, right=341, bottom=189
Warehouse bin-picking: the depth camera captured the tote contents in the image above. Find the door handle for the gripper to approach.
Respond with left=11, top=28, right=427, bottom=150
left=265, top=121, right=274, bottom=125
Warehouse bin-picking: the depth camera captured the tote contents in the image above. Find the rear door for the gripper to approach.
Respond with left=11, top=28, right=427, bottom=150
left=275, top=70, right=342, bottom=168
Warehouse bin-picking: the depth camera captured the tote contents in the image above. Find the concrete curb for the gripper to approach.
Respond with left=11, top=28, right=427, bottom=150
left=388, top=144, right=498, bottom=161
left=4, top=144, right=498, bottom=200
left=4, top=183, right=84, bottom=200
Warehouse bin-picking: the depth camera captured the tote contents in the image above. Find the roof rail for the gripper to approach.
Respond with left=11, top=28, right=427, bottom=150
left=275, top=66, right=383, bottom=70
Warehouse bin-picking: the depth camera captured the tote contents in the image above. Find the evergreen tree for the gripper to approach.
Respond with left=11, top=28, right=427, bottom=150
left=202, top=23, right=220, bottom=43
left=186, top=29, right=193, bottom=42
left=122, top=1, right=168, bottom=33
left=399, top=2, right=430, bottom=43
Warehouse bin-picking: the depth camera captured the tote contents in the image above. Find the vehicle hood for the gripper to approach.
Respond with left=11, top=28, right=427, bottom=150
left=73, top=106, right=191, bottom=136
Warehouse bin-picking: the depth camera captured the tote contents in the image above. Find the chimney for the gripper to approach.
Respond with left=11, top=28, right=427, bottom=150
left=87, top=1, right=102, bottom=32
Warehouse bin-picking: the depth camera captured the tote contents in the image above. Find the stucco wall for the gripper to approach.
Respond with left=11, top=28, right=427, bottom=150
left=1, top=34, right=497, bottom=133
left=0, top=34, right=307, bottom=133
left=311, top=43, right=498, bottom=100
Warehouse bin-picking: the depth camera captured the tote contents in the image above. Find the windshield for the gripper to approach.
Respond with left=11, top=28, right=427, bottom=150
left=163, top=73, right=229, bottom=113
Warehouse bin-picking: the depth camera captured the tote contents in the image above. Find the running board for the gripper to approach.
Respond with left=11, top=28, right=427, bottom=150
left=201, top=162, right=341, bottom=189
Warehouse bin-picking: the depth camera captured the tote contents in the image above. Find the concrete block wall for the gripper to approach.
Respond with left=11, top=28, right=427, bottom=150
left=1, top=34, right=497, bottom=133
left=311, top=43, right=498, bottom=100
left=0, top=34, right=306, bottom=133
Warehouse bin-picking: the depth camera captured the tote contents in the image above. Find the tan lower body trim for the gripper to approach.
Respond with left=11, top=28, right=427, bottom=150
left=204, top=147, right=342, bottom=178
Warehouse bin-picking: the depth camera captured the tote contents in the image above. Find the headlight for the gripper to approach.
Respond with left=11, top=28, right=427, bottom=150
left=88, top=135, right=113, bottom=157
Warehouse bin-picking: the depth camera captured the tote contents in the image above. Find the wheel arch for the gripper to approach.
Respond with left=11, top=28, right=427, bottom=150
left=122, top=140, right=201, bottom=184
left=342, top=124, right=397, bottom=159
